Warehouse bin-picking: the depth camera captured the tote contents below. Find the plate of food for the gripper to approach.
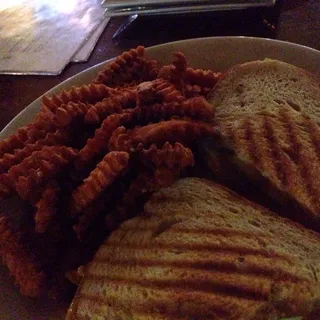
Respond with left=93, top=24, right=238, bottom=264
left=0, top=37, right=319, bottom=320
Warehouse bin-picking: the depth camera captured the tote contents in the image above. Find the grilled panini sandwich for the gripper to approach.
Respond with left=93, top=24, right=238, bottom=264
left=202, top=108, right=320, bottom=230
left=209, top=59, right=320, bottom=125
left=203, top=59, right=320, bottom=230
left=67, top=178, right=320, bottom=320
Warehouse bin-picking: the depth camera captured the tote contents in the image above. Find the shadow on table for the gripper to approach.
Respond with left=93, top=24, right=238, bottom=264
left=113, top=2, right=284, bottom=47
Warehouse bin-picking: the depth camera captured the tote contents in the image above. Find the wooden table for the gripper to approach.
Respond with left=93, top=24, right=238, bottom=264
left=0, top=0, right=319, bottom=132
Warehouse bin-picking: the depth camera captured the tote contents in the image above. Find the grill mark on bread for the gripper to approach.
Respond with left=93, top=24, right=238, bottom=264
left=243, top=118, right=261, bottom=166
left=263, top=116, right=287, bottom=188
left=91, top=258, right=307, bottom=282
left=280, top=110, right=320, bottom=213
left=80, top=276, right=269, bottom=300
left=307, top=119, right=320, bottom=161
left=119, top=225, right=267, bottom=238
left=103, top=242, right=287, bottom=259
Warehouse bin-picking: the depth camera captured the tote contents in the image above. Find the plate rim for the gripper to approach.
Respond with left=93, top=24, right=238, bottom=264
left=1, top=35, right=319, bottom=138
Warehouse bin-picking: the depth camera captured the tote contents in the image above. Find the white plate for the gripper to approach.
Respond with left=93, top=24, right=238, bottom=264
left=0, top=37, right=319, bottom=320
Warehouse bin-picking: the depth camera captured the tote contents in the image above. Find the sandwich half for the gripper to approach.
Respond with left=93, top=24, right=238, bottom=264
left=203, top=59, right=320, bottom=230
left=202, top=108, right=320, bottom=230
left=208, top=59, right=320, bottom=125
left=67, top=178, right=320, bottom=320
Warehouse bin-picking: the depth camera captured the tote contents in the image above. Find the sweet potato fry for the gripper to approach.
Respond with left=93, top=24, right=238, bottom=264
left=138, top=79, right=185, bottom=104
left=77, top=113, right=131, bottom=166
left=55, top=102, right=92, bottom=127
left=93, top=46, right=145, bottom=86
left=137, top=142, right=195, bottom=169
left=0, top=217, right=47, bottom=297
left=108, top=126, right=133, bottom=152
left=130, top=119, right=218, bottom=148
left=34, top=180, right=60, bottom=233
left=8, top=146, right=77, bottom=201
left=185, top=67, right=222, bottom=88
left=70, top=151, right=129, bottom=215
left=41, top=84, right=113, bottom=113
left=0, top=129, right=69, bottom=174
left=85, top=88, right=136, bottom=124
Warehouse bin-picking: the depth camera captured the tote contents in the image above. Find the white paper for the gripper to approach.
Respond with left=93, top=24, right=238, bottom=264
left=72, top=17, right=110, bottom=63
left=0, top=0, right=105, bottom=75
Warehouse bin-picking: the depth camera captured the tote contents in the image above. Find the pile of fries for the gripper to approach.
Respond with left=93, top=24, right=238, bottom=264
left=0, top=46, right=221, bottom=298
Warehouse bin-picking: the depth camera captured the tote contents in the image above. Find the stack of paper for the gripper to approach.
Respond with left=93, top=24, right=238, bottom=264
left=0, top=0, right=109, bottom=75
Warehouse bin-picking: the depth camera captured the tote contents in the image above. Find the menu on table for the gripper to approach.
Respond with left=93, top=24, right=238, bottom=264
left=0, top=0, right=109, bottom=75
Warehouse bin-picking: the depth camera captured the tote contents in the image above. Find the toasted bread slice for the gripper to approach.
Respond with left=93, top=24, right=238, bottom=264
left=208, top=59, right=320, bottom=125
left=68, top=178, right=320, bottom=320
left=204, top=108, right=320, bottom=230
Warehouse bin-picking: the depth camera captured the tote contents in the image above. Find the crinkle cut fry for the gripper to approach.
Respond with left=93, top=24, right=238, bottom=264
left=130, top=119, right=218, bottom=148
left=108, top=109, right=215, bottom=152
left=0, top=217, right=47, bottom=297
left=153, top=79, right=185, bottom=103
left=136, top=79, right=185, bottom=106
left=179, top=97, right=215, bottom=120
left=0, top=113, right=58, bottom=158
left=41, top=84, right=114, bottom=114
left=184, top=84, right=201, bottom=97
left=93, top=46, right=145, bottom=86
left=109, top=60, right=146, bottom=87
left=85, top=88, right=136, bottom=124
left=55, top=102, right=92, bottom=127
left=8, top=146, right=77, bottom=201
left=70, top=151, right=129, bottom=216
left=185, top=67, right=222, bottom=88
left=0, top=127, right=30, bottom=158
left=25, top=113, right=59, bottom=145
left=8, top=145, right=77, bottom=182
left=108, top=97, right=214, bottom=136
left=142, top=59, right=159, bottom=80
left=109, top=126, right=133, bottom=153
left=0, top=173, right=15, bottom=200
left=184, top=84, right=212, bottom=98
left=137, top=142, right=195, bottom=169
left=173, top=52, right=188, bottom=74
left=157, top=52, right=221, bottom=90
left=171, top=52, right=188, bottom=92
left=77, top=113, right=132, bottom=166
left=157, top=52, right=187, bottom=90
left=0, top=129, right=70, bottom=174
left=34, top=180, right=60, bottom=233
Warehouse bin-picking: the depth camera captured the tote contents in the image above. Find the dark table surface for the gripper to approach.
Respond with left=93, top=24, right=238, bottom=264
left=0, top=0, right=319, bottom=132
